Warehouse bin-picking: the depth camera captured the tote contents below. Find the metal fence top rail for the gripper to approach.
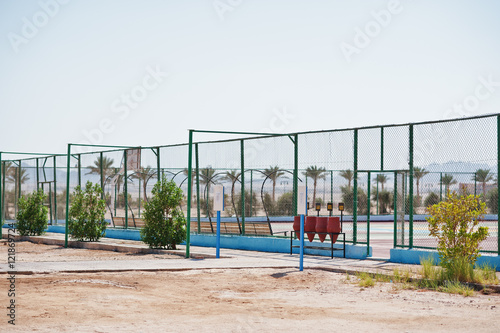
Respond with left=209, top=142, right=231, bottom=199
left=189, top=113, right=500, bottom=146
left=0, top=151, right=65, bottom=162
left=2, top=112, right=499, bottom=159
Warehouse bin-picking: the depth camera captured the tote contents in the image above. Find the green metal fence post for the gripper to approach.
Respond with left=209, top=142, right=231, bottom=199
left=393, top=172, right=397, bottom=248
left=53, top=155, right=57, bottom=224
left=409, top=124, right=414, bottom=249
left=77, top=154, right=81, bottom=187
left=240, top=139, right=245, bottom=235
left=0, top=152, right=2, bottom=224
left=36, top=158, right=39, bottom=190
left=293, top=134, right=298, bottom=216
left=18, top=160, right=21, bottom=200
left=330, top=170, right=333, bottom=207
left=156, top=147, right=160, bottom=182
left=497, top=115, right=500, bottom=255
left=99, top=152, right=104, bottom=200
left=380, top=127, right=384, bottom=171
left=440, top=172, right=443, bottom=201
left=376, top=177, right=379, bottom=215
left=353, top=129, right=358, bottom=244
left=367, top=171, right=371, bottom=257
left=1, top=161, right=5, bottom=222
left=195, top=143, right=200, bottom=232
left=250, top=169, right=253, bottom=217
left=64, top=144, right=71, bottom=248
left=124, top=150, right=128, bottom=229
left=474, top=172, right=477, bottom=196
left=186, top=130, right=194, bottom=258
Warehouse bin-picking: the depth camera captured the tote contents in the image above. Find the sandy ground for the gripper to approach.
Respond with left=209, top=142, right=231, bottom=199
left=1, top=243, right=500, bottom=332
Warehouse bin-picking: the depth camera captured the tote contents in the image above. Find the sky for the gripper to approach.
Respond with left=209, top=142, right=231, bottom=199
left=1, top=0, right=500, bottom=155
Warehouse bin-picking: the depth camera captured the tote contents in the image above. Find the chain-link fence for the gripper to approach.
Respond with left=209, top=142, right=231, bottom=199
left=2, top=114, right=499, bottom=255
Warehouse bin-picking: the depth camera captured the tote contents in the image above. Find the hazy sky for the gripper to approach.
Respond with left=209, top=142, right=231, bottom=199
left=1, top=0, right=500, bottom=155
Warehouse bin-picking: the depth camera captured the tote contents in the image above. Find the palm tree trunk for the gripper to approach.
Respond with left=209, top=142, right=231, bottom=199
left=312, top=178, right=317, bottom=207
left=272, top=181, right=276, bottom=202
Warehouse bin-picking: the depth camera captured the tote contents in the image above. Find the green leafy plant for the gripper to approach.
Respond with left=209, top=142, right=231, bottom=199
left=140, top=175, right=186, bottom=249
left=424, top=192, right=440, bottom=208
left=486, top=188, right=497, bottom=214
left=356, top=271, right=374, bottom=287
left=68, top=181, right=107, bottom=241
left=341, top=186, right=368, bottom=215
left=16, top=189, right=48, bottom=236
left=427, top=190, right=489, bottom=282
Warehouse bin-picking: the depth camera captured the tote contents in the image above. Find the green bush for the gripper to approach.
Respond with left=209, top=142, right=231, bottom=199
left=341, top=186, right=368, bottom=215
left=276, top=192, right=294, bottom=216
left=427, top=190, right=488, bottom=282
left=16, top=189, right=48, bottom=236
left=263, top=192, right=294, bottom=216
left=140, top=175, right=186, bottom=249
left=199, top=198, right=213, bottom=217
left=486, top=188, right=497, bottom=214
left=235, top=191, right=257, bottom=217
left=424, top=192, right=439, bottom=208
left=68, top=182, right=107, bottom=241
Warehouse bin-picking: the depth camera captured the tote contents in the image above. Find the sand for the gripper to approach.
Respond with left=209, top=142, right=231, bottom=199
left=1, top=242, right=499, bottom=332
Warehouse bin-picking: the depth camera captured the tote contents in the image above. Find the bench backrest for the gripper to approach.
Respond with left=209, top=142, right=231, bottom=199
left=112, top=217, right=145, bottom=228
left=190, top=220, right=272, bottom=236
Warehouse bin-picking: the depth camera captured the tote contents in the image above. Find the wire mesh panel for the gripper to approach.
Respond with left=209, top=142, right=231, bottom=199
left=394, top=171, right=408, bottom=248
left=299, top=130, right=355, bottom=242
left=1, top=114, right=498, bottom=255
left=413, top=117, right=498, bottom=252
left=358, top=128, right=382, bottom=171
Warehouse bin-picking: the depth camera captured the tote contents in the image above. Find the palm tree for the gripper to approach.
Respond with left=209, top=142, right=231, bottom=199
left=200, top=167, right=218, bottom=195
left=223, top=170, right=240, bottom=184
left=7, top=166, right=30, bottom=187
left=375, top=174, right=389, bottom=191
left=413, top=167, right=429, bottom=200
left=132, top=166, right=156, bottom=202
left=6, top=166, right=30, bottom=214
left=340, top=169, right=355, bottom=189
left=263, top=166, right=285, bottom=202
left=223, top=170, right=241, bottom=214
left=303, top=166, right=327, bottom=207
left=87, top=156, right=115, bottom=186
left=183, top=168, right=196, bottom=200
left=441, top=174, right=457, bottom=193
left=473, top=169, right=493, bottom=197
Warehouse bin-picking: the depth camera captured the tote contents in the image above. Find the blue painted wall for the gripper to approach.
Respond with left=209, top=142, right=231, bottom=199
left=390, top=248, right=500, bottom=271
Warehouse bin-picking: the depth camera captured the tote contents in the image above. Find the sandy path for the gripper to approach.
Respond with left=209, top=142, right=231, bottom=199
left=1, top=242, right=500, bottom=332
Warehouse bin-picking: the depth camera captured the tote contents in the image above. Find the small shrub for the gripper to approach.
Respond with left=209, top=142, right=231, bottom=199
left=441, top=281, right=474, bottom=296
left=420, top=256, right=441, bottom=280
left=68, top=182, right=107, bottom=241
left=16, top=189, right=48, bottom=236
left=141, top=175, right=186, bottom=249
left=486, top=188, right=498, bottom=214
left=341, top=186, right=368, bottom=215
left=424, top=192, right=439, bottom=208
left=357, top=272, right=375, bottom=287
left=474, top=264, right=499, bottom=285
left=392, top=267, right=411, bottom=283
left=427, top=190, right=488, bottom=282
